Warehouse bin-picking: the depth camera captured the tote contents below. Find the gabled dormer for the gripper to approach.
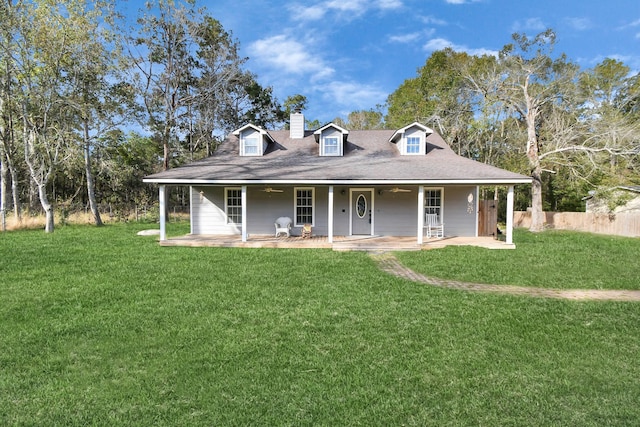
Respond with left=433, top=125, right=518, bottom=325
left=389, top=122, right=434, bottom=155
left=313, top=123, right=349, bottom=157
left=232, top=124, right=274, bottom=157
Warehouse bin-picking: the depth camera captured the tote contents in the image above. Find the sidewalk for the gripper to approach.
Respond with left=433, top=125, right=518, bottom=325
left=371, top=253, right=640, bottom=302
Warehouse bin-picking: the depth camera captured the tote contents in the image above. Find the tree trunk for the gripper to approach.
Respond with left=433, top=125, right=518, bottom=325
left=1, top=151, right=5, bottom=231
left=9, top=159, right=19, bottom=222
left=37, top=182, right=54, bottom=233
left=529, top=165, right=544, bottom=232
left=83, top=119, right=103, bottom=226
left=526, top=106, right=545, bottom=232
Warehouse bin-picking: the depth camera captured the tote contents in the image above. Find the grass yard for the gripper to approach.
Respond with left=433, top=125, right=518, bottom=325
left=1, top=224, right=639, bottom=425
left=398, top=229, right=640, bottom=290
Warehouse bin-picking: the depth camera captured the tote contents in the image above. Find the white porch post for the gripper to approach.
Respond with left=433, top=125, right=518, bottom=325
left=241, top=185, right=248, bottom=242
left=417, top=186, right=424, bottom=244
left=506, top=185, right=514, bottom=245
left=328, top=186, right=334, bottom=243
left=159, top=184, right=167, bottom=241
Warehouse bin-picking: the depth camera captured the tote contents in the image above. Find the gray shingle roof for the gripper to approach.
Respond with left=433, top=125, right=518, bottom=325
left=144, top=129, right=531, bottom=184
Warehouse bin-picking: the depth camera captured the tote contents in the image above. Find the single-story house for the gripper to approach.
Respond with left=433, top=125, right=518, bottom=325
left=143, top=112, right=531, bottom=246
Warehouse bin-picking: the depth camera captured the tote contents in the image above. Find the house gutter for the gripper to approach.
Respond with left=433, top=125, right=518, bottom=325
left=143, top=178, right=533, bottom=186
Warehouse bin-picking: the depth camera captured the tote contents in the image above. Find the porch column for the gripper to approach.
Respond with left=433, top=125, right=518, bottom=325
left=159, top=184, right=167, bottom=241
left=506, top=185, right=514, bottom=245
left=417, top=186, right=424, bottom=244
left=328, top=186, right=334, bottom=243
left=241, top=185, right=247, bottom=242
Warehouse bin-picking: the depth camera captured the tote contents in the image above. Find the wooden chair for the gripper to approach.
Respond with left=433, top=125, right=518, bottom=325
left=274, top=217, right=292, bottom=237
left=425, top=213, right=444, bottom=238
left=301, top=223, right=312, bottom=239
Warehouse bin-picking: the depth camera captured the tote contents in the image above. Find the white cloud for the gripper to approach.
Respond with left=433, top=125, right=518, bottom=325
left=320, top=81, right=388, bottom=109
left=565, top=17, right=592, bottom=31
left=248, top=35, right=335, bottom=80
left=389, top=32, right=421, bottom=43
left=289, top=0, right=402, bottom=21
left=389, top=29, right=435, bottom=44
left=424, top=38, right=453, bottom=51
left=293, top=4, right=327, bottom=21
left=376, top=0, right=403, bottom=9
left=423, top=37, right=498, bottom=56
left=445, top=0, right=481, bottom=4
left=618, top=18, right=640, bottom=30
left=325, top=0, right=365, bottom=13
left=421, top=15, right=448, bottom=26
left=511, top=17, right=547, bottom=32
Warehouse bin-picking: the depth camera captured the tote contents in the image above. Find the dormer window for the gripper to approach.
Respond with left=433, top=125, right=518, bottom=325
left=406, top=136, right=421, bottom=154
left=232, top=124, right=274, bottom=157
left=322, top=136, right=340, bottom=156
left=314, top=122, right=349, bottom=157
left=389, top=122, right=434, bottom=156
left=242, top=136, right=259, bottom=156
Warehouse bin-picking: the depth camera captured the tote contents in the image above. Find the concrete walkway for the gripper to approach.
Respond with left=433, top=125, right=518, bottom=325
left=371, top=252, right=640, bottom=302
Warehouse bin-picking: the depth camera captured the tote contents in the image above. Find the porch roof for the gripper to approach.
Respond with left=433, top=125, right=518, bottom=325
left=144, top=129, right=531, bottom=185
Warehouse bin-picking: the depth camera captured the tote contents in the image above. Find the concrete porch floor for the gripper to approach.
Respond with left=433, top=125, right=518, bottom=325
left=159, top=234, right=515, bottom=251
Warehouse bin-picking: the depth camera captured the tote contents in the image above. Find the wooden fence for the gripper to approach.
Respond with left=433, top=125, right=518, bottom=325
left=514, top=211, right=640, bottom=238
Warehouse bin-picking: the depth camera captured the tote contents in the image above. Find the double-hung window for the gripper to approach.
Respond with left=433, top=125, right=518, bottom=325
left=225, top=188, right=242, bottom=224
left=424, top=188, right=443, bottom=222
left=242, top=137, right=259, bottom=156
left=406, top=136, right=421, bottom=154
left=294, top=188, right=314, bottom=226
left=322, top=136, right=340, bottom=156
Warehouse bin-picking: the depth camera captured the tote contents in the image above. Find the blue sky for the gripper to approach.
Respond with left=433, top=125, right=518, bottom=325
left=138, top=0, right=640, bottom=125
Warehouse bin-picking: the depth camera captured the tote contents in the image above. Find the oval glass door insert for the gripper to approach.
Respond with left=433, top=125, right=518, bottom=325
left=356, top=194, right=367, bottom=218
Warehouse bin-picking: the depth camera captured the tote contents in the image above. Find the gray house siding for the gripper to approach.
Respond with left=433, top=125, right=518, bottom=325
left=442, top=186, right=477, bottom=237
left=191, top=184, right=478, bottom=238
left=374, top=190, right=418, bottom=236
left=191, top=186, right=240, bottom=235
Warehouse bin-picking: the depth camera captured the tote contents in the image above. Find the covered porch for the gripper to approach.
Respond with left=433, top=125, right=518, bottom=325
left=156, top=184, right=519, bottom=247
left=158, top=233, right=515, bottom=251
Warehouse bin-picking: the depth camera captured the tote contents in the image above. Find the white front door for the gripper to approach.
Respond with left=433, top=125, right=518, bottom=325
left=351, top=190, right=373, bottom=235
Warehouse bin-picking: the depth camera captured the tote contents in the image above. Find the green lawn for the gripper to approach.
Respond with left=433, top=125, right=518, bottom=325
left=1, top=224, right=639, bottom=426
left=398, top=229, right=640, bottom=290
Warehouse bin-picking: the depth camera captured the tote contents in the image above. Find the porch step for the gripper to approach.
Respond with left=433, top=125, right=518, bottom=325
left=333, top=245, right=422, bottom=252
left=332, top=236, right=422, bottom=252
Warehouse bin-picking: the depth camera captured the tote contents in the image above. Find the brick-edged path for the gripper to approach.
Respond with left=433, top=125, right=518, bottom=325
left=371, top=253, right=640, bottom=302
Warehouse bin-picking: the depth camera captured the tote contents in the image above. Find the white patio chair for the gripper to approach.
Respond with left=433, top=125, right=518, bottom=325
left=274, top=217, right=292, bottom=237
left=425, top=213, right=444, bottom=238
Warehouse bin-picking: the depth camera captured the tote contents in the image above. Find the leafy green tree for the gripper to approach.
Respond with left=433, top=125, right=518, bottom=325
left=10, top=0, right=86, bottom=232
left=340, top=108, right=385, bottom=130
left=386, top=49, right=492, bottom=159
left=132, top=0, right=200, bottom=171
left=62, top=0, right=136, bottom=226
left=461, top=30, right=582, bottom=231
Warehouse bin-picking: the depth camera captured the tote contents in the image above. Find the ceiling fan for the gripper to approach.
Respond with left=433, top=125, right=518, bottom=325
left=387, top=187, right=412, bottom=193
left=261, top=187, right=284, bottom=193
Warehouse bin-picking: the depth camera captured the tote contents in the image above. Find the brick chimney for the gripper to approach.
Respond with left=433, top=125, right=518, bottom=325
left=290, top=110, right=305, bottom=139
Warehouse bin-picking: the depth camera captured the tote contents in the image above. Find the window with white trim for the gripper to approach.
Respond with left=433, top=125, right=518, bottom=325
left=424, top=188, right=443, bottom=222
left=321, top=136, right=340, bottom=156
left=294, top=187, right=314, bottom=226
left=241, top=136, right=259, bottom=156
left=406, top=136, right=421, bottom=154
left=225, top=188, right=242, bottom=224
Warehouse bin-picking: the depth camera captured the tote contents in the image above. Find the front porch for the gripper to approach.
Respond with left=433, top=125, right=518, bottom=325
left=158, top=234, right=515, bottom=251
